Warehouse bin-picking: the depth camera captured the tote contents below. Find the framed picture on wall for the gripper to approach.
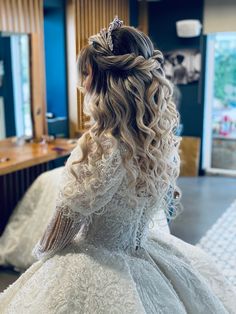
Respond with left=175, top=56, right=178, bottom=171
left=164, top=49, right=201, bottom=85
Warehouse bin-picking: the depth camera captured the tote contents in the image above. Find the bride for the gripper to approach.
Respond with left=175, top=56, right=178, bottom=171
left=0, top=17, right=235, bottom=313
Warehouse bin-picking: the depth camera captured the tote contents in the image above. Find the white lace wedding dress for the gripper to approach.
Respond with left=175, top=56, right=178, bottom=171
left=0, top=138, right=236, bottom=314
left=0, top=167, right=63, bottom=270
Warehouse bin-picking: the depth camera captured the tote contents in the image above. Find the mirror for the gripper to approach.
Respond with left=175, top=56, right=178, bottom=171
left=0, top=32, right=32, bottom=140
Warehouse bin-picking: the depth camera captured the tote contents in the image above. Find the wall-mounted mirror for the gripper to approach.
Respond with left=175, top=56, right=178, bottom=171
left=0, top=32, right=32, bottom=140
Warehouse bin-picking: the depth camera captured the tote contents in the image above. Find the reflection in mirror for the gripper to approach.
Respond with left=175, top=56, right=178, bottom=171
left=0, top=32, right=32, bottom=140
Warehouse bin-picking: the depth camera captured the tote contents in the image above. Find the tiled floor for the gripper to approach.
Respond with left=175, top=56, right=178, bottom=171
left=170, top=176, right=236, bottom=244
left=0, top=176, right=236, bottom=293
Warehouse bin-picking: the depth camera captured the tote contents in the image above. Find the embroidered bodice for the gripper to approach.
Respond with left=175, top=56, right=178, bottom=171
left=85, top=185, right=148, bottom=251
left=33, top=137, right=156, bottom=259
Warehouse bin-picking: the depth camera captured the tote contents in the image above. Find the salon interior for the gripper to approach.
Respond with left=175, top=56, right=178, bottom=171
left=0, top=0, right=235, bottom=291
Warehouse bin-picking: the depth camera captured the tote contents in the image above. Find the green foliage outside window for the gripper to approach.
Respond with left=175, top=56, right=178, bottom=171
left=214, top=34, right=236, bottom=107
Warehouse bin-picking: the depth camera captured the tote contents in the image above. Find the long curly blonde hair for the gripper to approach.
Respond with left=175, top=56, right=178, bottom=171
left=76, top=26, right=181, bottom=218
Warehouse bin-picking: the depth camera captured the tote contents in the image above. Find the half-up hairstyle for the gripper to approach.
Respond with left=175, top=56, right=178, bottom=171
left=76, top=25, right=181, bottom=219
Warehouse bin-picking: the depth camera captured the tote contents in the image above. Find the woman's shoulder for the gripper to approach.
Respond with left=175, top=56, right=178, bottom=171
left=90, top=136, right=124, bottom=170
left=68, top=134, right=124, bottom=171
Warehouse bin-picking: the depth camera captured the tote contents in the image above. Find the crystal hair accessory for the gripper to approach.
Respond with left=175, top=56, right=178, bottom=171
left=89, top=16, right=123, bottom=52
left=106, top=16, right=123, bottom=51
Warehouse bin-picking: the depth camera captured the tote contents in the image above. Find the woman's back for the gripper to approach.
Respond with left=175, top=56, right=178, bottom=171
left=55, top=137, right=156, bottom=252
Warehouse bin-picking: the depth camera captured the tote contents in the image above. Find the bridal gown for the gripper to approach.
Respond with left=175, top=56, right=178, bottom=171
left=0, top=168, right=169, bottom=271
left=0, top=138, right=236, bottom=314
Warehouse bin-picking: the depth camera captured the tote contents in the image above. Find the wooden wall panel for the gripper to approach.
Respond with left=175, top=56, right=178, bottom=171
left=0, top=0, right=42, bottom=33
left=66, top=0, right=77, bottom=137
left=179, top=137, right=201, bottom=176
left=138, top=0, right=148, bottom=35
left=67, top=0, right=130, bottom=136
left=0, top=0, right=46, bottom=139
left=31, top=32, right=47, bottom=138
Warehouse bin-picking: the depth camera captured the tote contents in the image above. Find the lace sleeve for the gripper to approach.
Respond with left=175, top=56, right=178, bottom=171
left=32, top=207, right=86, bottom=260
left=33, top=138, right=125, bottom=260
left=56, top=139, right=125, bottom=217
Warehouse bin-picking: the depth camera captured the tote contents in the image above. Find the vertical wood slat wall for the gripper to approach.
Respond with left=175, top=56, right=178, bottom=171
left=138, top=0, right=148, bottom=35
left=0, top=0, right=41, bottom=33
left=67, top=0, right=129, bottom=136
left=0, top=0, right=46, bottom=139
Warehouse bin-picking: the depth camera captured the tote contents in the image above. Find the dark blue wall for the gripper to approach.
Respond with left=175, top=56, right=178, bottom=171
left=0, top=36, right=16, bottom=137
left=129, top=0, right=139, bottom=28
left=44, top=0, right=68, bottom=136
left=148, top=0, right=204, bottom=138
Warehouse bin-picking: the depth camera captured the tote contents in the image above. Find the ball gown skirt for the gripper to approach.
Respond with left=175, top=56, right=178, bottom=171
left=0, top=139, right=235, bottom=313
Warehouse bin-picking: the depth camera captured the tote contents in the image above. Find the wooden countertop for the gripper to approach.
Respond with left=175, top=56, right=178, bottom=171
left=0, top=138, right=77, bottom=175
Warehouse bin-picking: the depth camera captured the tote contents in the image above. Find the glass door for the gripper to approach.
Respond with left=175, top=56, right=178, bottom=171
left=203, top=33, right=236, bottom=175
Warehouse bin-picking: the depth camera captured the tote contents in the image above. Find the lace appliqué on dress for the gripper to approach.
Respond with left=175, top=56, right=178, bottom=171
left=56, top=142, right=125, bottom=218
left=33, top=139, right=125, bottom=260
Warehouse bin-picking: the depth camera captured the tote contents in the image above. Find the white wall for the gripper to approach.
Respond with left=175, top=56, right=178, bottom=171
left=204, top=0, right=236, bottom=33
